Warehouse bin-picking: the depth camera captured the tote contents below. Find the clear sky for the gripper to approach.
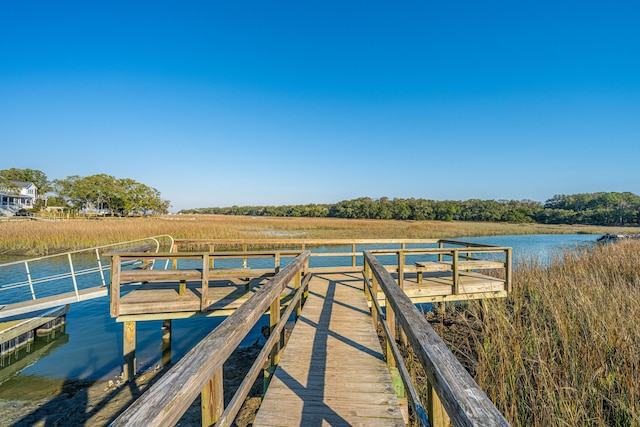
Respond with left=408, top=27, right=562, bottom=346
left=1, top=1, right=639, bottom=212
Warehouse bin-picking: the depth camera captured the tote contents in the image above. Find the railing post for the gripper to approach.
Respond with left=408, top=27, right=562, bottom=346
left=201, top=254, right=209, bottom=311
left=428, top=382, right=450, bottom=427
left=385, top=299, right=396, bottom=368
left=506, top=247, right=513, bottom=293
left=438, top=241, right=444, bottom=262
left=396, top=251, right=408, bottom=346
left=96, top=248, right=107, bottom=287
left=363, top=260, right=371, bottom=303
left=452, top=248, right=459, bottom=295
left=202, top=367, right=224, bottom=426
left=397, top=250, right=404, bottom=289
left=172, top=244, right=178, bottom=270
left=270, top=297, right=281, bottom=367
left=209, top=244, right=215, bottom=269
left=275, top=253, right=281, bottom=274
left=24, top=261, right=35, bottom=300
left=110, top=255, right=121, bottom=317
left=371, top=274, right=379, bottom=327
left=352, top=243, right=357, bottom=267
left=68, top=253, right=80, bottom=301
left=294, top=270, right=302, bottom=319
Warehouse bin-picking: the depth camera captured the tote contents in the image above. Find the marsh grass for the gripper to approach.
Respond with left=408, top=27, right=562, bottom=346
left=427, top=240, right=640, bottom=426
left=1, top=214, right=636, bottom=256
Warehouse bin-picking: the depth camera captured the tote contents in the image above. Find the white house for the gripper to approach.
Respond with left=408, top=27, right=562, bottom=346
left=0, top=181, right=39, bottom=215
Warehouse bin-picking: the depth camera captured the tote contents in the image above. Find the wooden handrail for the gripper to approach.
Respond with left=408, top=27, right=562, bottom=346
left=110, top=251, right=311, bottom=426
left=364, top=251, right=511, bottom=427
left=174, top=238, right=440, bottom=245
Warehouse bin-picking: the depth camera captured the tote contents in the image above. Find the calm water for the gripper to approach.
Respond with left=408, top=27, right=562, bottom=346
left=0, top=234, right=597, bottom=387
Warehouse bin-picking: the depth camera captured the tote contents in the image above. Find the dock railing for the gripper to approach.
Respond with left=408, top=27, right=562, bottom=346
left=110, top=251, right=311, bottom=427
left=363, top=250, right=511, bottom=427
left=0, top=235, right=174, bottom=318
left=108, top=249, right=303, bottom=317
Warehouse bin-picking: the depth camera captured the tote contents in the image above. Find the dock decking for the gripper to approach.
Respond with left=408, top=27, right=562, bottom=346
left=254, top=271, right=405, bottom=427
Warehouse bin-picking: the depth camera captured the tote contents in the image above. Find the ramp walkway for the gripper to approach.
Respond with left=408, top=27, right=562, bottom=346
left=254, top=271, right=405, bottom=426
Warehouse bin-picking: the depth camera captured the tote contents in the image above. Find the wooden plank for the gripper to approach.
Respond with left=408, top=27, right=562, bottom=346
left=0, top=287, right=107, bottom=319
left=254, top=272, right=404, bottom=427
left=119, top=269, right=201, bottom=282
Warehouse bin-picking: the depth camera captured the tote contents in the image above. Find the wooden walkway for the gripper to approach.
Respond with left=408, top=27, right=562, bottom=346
left=254, top=272, right=405, bottom=427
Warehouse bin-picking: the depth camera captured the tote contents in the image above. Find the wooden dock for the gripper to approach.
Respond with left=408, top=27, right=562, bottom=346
left=254, top=271, right=405, bottom=426
left=109, top=239, right=512, bottom=427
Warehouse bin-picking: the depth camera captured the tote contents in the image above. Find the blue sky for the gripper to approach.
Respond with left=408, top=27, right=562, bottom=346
left=1, top=1, right=639, bottom=212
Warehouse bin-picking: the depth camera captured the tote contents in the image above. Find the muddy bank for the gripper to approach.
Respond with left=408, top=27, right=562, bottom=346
left=0, top=344, right=263, bottom=427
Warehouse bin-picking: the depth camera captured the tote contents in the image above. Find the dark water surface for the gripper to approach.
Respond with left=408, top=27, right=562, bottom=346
left=0, top=234, right=597, bottom=389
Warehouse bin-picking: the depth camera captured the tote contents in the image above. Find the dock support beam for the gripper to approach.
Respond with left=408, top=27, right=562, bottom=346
left=123, top=321, right=136, bottom=381
left=161, top=319, right=172, bottom=366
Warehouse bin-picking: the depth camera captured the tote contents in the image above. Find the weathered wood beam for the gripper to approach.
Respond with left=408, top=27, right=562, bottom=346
left=364, top=251, right=510, bottom=427
left=110, top=251, right=311, bottom=427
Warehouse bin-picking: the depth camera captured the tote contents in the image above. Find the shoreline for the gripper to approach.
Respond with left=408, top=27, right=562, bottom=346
left=0, top=343, right=263, bottom=426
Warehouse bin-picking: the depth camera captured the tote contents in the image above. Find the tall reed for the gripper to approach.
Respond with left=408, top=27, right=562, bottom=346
left=1, top=214, right=635, bottom=256
left=430, top=240, right=640, bottom=426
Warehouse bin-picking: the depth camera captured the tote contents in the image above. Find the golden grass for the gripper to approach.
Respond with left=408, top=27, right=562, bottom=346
left=428, top=240, right=640, bottom=426
left=1, top=214, right=638, bottom=256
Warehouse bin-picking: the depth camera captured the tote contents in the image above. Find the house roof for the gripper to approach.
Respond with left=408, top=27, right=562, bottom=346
left=10, top=180, right=36, bottom=189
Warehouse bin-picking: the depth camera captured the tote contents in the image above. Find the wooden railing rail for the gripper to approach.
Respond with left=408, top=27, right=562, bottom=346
left=110, top=251, right=311, bottom=427
left=369, top=245, right=512, bottom=295
left=363, top=251, right=511, bottom=427
left=107, top=250, right=304, bottom=317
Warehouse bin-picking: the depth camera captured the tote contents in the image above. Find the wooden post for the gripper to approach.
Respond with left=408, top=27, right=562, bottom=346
left=161, top=319, right=171, bottom=366
left=396, top=251, right=408, bottom=346
left=179, top=280, right=186, bottom=296
left=201, top=254, right=209, bottom=311
left=397, top=250, right=404, bottom=289
left=123, top=321, right=136, bottom=381
left=386, top=302, right=396, bottom=368
left=201, top=367, right=224, bottom=426
left=452, top=249, right=459, bottom=295
left=208, top=244, right=215, bottom=269
left=427, top=382, right=450, bottom=427
left=352, top=243, right=357, bottom=267
left=363, top=261, right=371, bottom=302
left=270, top=298, right=281, bottom=366
left=294, top=271, right=302, bottom=319
left=275, top=253, right=281, bottom=274
left=110, top=255, right=121, bottom=317
left=172, top=244, right=178, bottom=270
left=506, top=248, right=513, bottom=293
left=438, top=241, right=443, bottom=262
left=303, top=259, right=310, bottom=300
left=371, top=275, right=379, bottom=327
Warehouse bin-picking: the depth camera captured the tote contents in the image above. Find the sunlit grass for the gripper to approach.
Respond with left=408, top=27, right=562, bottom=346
left=428, top=240, right=640, bottom=426
left=1, top=214, right=638, bottom=256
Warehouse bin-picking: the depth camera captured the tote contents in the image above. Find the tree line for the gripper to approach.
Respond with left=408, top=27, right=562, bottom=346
left=181, top=192, right=640, bottom=226
left=0, top=168, right=170, bottom=215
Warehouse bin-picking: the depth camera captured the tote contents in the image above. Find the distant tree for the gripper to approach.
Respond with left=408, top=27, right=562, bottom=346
left=0, top=168, right=52, bottom=193
left=54, top=174, right=169, bottom=215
